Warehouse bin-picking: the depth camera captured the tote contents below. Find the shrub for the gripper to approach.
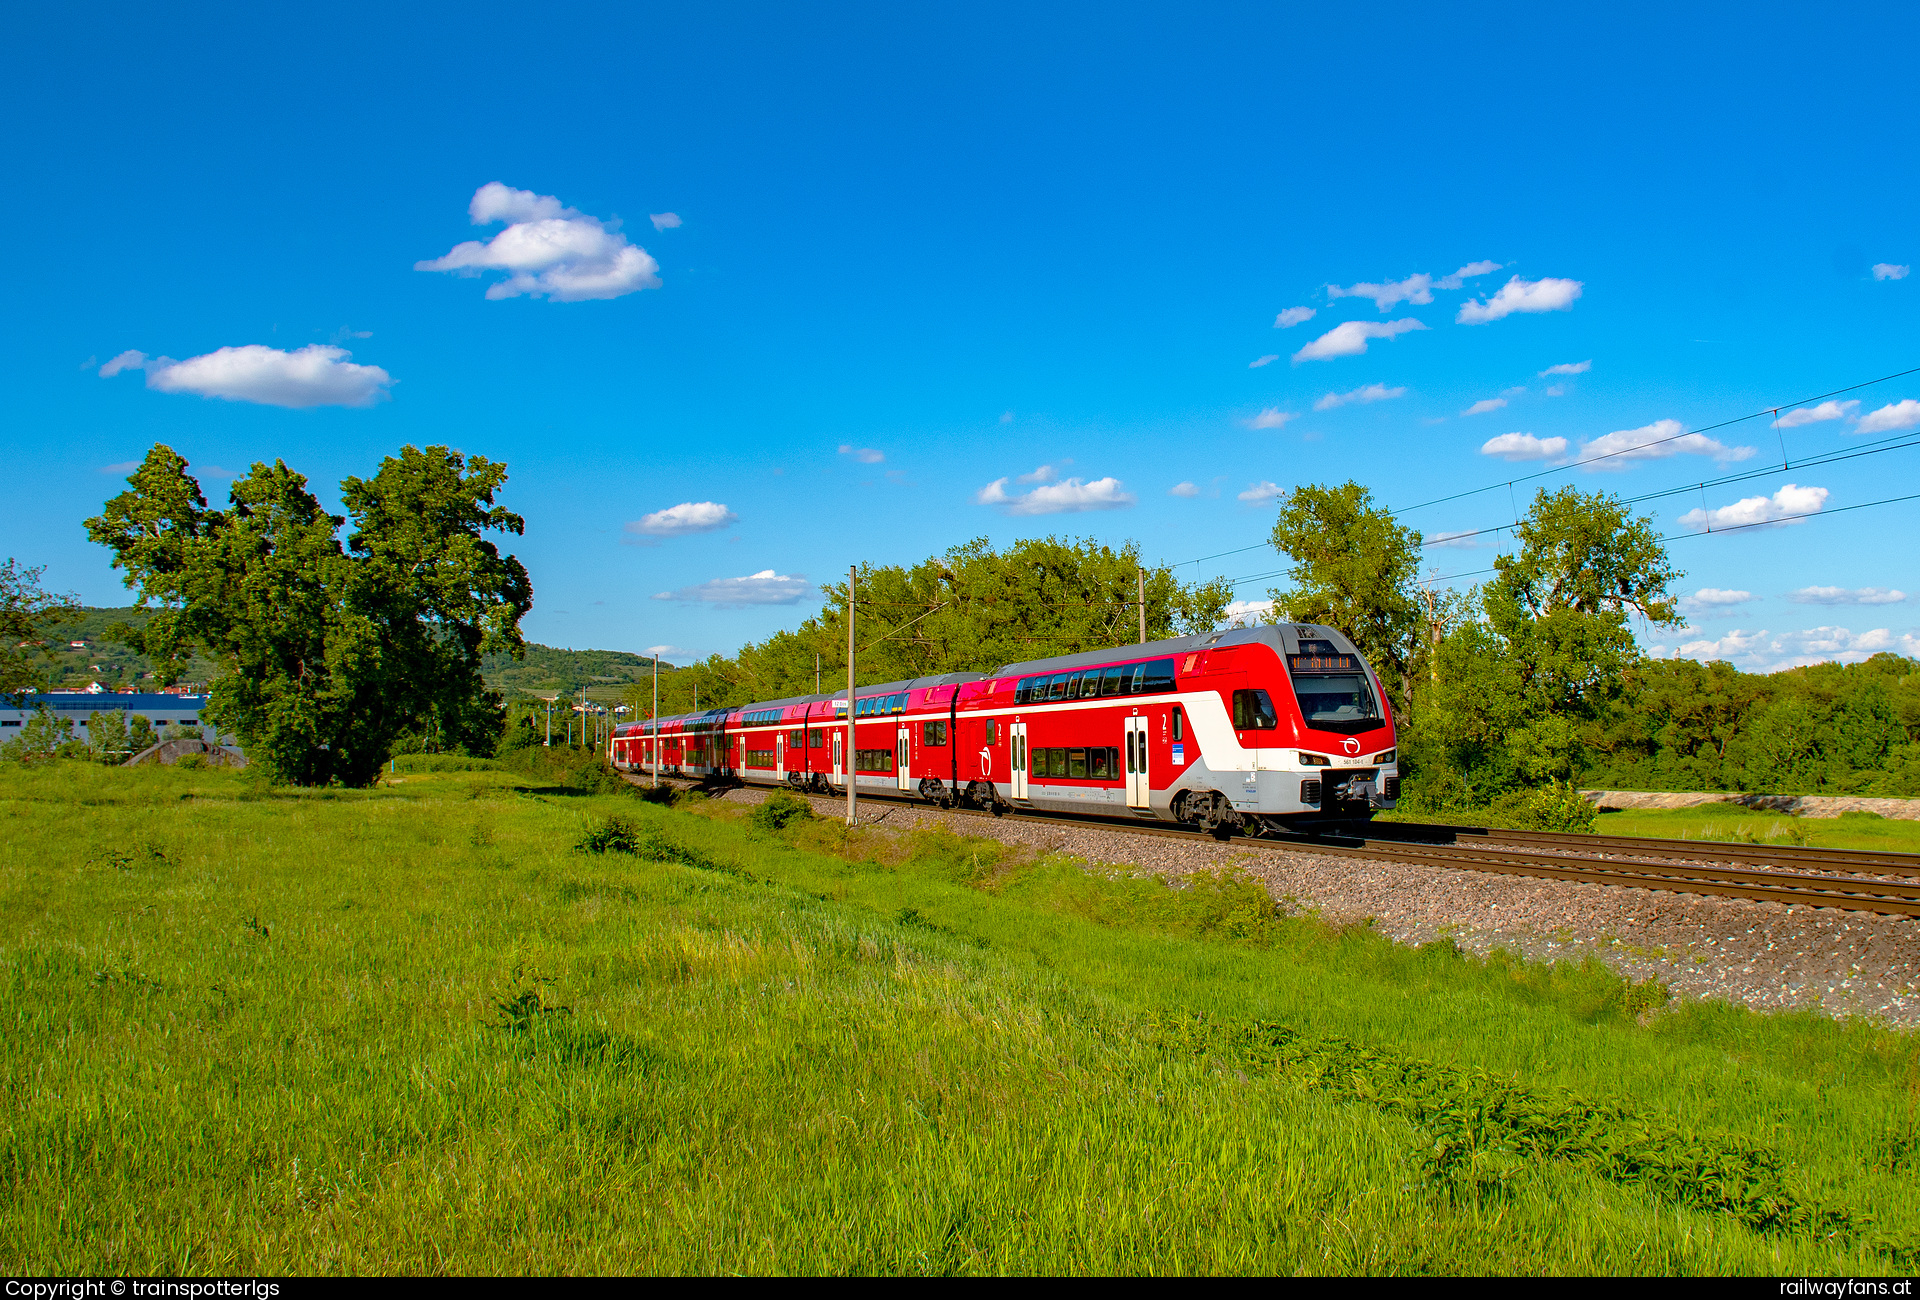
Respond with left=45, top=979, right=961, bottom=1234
left=1483, top=781, right=1598, bottom=833
left=749, top=790, right=814, bottom=833
left=576, top=815, right=641, bottom=854
left=174, top=752, right=206, bottom=771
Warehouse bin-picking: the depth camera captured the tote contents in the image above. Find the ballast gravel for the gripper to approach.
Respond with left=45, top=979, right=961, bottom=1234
left=683, top=782, right=1920, bottom=1028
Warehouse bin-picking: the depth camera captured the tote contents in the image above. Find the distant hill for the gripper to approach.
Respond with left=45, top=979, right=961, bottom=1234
left=481, top=643, right=674, bottom=700
left=27, top=606, right=221, bottom=692
left=27, top=607, right=663, bottom=701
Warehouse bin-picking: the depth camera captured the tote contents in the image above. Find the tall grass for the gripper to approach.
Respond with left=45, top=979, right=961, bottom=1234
left=3, top=761, right=1918, bottom=1274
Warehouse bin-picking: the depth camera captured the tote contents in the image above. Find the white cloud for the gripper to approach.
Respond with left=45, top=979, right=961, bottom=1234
left=1169, top=481, right=1201, bottom=498
left=644, top=645, right=694, bottom=662
left=1223, top=599, right=1274, bottom=626
left=417, top=182, right=660, bottom=302
left=1479, top=432, right=1568, bottom=462
left=1539, top=360, right=1591, bottom=376
left=1328, top=273, right=1433, bottom=311
left=1579, top=418, right=1754, bottom=469
left=652, top=569, right=814, bottom=606
left=975, top=475, right=1134, bottom=516
left=1677, top=483, right=1829, bottom=532
left=1016, top=464, right=1059, bottom=484
left=1247, top=407, right=1299, bottom=429
left=1788, top=586, right=1908, bottom=606
left=1237, top=481, right=1282, bottom=503
left=1678, top=588, right=1756, bottom=618
left=99, top=460, right=141, bottom=474
left=1873, top=263, right=1910, bottom=281
left=1772, top=400, right=1858, bottom=429
left=1424, top=528, right=1483, bottom=548
left=1435, top=260, right=1503, bottom=290
left=1665, top=626, right=1920, bottom=672
left=1314, top=383, right=1406, bottom=411
left=1249, top=354, right=1280, bottom=368
left=626, top=501, right=737, bottom=537
left=1274, top=306, right=1316, bottom=328
left=649, top=213, right=681, bottom=231
left=1461, top=398, right=1507, bottom=416
left=1292, top=318, right=1428, bottom=362
left=838, top=444, right=885, bottom=463
left=999, top=411, right=1014, bottom=423
left=1857, top=400, right=1920, bottom=435
left=1457, top=276, right=1582, bottom=325
left=100, top=344, right=393, bottom=408
left=1545, top=385, right=1566, bottom=397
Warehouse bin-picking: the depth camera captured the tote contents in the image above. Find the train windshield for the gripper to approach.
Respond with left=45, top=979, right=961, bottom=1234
left=1292, top=673, right=1383, bottom=734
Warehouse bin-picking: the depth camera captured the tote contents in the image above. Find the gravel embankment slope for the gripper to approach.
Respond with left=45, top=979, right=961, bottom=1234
left=674, top=781, right=1920, bottom=1027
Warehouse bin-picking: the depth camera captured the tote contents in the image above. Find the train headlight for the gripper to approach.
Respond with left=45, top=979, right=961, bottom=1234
left=1298, top=753, right=1330, bottom=767
left=1372, top=749, right=1396, bottom=764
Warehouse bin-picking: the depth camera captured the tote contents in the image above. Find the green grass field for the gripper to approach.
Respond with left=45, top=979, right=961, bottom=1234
left=1592, top=806, right=1920, bottom=854
left=7, top=761, right=1920, bottom=1274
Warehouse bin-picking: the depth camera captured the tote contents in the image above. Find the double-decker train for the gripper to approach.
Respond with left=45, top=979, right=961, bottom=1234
left=610, top=623, right=1397, bottom=834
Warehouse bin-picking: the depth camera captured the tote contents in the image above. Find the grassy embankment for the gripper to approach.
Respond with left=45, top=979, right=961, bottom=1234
left=6, top=759, right=1920, bottom=1274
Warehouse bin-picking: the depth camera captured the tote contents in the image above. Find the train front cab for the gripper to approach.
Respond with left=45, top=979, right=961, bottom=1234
left=1174, top=623, right=1397, bottom=833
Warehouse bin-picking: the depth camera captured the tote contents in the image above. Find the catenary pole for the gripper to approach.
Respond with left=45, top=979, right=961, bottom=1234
left=651, top=654, right=659, bottom=788
left=846, top=563, right=857, bottom=827
left=1137, top=567, right=1147, bottom=643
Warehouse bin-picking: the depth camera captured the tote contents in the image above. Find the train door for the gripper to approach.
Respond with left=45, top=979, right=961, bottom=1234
left=775, top=732, right=785, bottom=781
left=896, top=725, right=911, bottom=791
left=1125, top=715, right=1150, bottom=809
left=832, top=731, right=844, bottom=787
left=1010, top=721, right=1029, bottom=800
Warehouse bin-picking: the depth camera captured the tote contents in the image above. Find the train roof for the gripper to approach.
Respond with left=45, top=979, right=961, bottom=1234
left=618, top=670, right=990, bottom=732
left=987, top=623, right=1359, bottom=678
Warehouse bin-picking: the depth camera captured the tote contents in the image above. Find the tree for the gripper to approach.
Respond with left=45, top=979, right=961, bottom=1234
left=1417, top=487, right=1682, bottom=799
left=85, top=444, right=531, bottom=787
left=0, top=558, right=78, bottom=705
left=1265, top=482, right=1424, bottom=711
left=641, top=536, right=1233, bottom=709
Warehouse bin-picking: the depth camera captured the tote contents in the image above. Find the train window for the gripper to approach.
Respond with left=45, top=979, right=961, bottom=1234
left=922, top=721, right=947, bottom=746
left=1068, top=748, right=1087, bottom=778
left=746, top=749, right=777, bottom=767
left=788, top=729, right=805, bottom=748
left=1089, top=747, right=1111, bottom=779
left=1141, top=659, right=1177, bottom=693
left=1172, top=707, right=1184, bottom=741
left=1120, top=663, right=1144, bottom=694
left=889, top=693, right=907, bottom=714
left=1293, top=674, right=1382, bottom=731
left=984, top=720, right=997, bottom=744
left=1048, top=747, right=1067, bottom=776
left=1063, top=671, right=1083, bottom=698
left=1040, top=674, right=1062, bottom=701
left=1232, top=689, right=1279, bottom=730
left=1100, top=666, right=1124, bottom=696
left=854, top=749, right=895, bottom=772
left=1014, top=678, right=1031, bottom=704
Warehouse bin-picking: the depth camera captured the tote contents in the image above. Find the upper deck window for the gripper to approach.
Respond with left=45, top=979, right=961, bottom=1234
left=1016, top=657, right=1176, bottom=705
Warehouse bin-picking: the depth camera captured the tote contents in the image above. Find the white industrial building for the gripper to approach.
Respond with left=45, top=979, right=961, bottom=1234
left=0, top=690, right=222, bottom=741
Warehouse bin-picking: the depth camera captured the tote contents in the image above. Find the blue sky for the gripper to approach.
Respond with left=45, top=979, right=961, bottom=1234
left=3, top=1, right=1916, bottom=674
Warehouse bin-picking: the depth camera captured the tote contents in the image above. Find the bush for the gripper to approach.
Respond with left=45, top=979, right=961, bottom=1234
left=174, top=752, right=206, bottom=771
left=391, top=754, right=501, bottom=774
left=749, top=790, right=815, bottom=833
left=576, top=815, right=642, bottom=854
left=1483, top=782, right=1598, bottom=833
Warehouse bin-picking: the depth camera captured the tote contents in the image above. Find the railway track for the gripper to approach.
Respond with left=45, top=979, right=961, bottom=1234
left=629, top=772, right=1920, bottom=917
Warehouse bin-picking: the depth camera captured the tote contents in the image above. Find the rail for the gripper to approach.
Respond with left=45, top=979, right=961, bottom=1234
left=624, top=772, right=1920, bottom=916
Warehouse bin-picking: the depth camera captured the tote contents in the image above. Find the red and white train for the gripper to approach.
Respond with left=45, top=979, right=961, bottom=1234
left=610, top=624, right=1398, bottom=834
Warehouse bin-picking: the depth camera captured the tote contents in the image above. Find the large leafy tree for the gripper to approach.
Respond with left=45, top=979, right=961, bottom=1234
left=85, top=445, right=531, bottom=786
left=0, top=558, right=78, bottom=705
left=1265, top=482, right=1425, bottom=711
left=1421, top=487, right=1682, bottom=796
